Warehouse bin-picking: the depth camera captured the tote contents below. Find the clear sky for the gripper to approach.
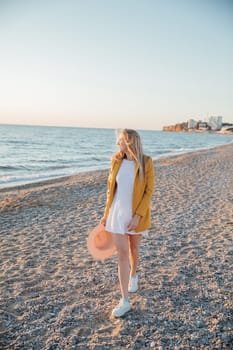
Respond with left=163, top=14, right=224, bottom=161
left=0, top=0, right=232, bottom=130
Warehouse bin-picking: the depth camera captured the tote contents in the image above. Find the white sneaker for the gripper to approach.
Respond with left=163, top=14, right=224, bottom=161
left=112, top=298, right=131, bottom=317
left=128, top=274, right=138, bottom=293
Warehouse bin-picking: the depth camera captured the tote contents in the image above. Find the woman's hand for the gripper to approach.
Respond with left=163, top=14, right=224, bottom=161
left=100, top=217, right=106, bottom=226
left=127, top=214, right=141, bottom=232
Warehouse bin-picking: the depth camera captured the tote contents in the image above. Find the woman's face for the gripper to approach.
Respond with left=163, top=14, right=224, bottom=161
left=117, top=134, right=127, bottom=153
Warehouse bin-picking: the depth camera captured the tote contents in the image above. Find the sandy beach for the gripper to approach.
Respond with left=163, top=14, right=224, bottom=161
left=0, top=144, right=232, bottom=349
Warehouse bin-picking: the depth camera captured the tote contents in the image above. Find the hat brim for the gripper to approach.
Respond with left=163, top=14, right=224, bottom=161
left=87, top=224, right=116, bottom=260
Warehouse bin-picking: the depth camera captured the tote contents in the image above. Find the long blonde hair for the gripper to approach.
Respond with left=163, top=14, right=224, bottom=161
left=113, top=129, right=145, bottom=179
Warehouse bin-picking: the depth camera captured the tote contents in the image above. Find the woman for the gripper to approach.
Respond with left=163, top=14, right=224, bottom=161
left=101, top=129, right=155, bottom=317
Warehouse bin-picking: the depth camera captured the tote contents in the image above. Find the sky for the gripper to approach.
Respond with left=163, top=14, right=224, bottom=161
left=0, top=0, right=232, bottom=130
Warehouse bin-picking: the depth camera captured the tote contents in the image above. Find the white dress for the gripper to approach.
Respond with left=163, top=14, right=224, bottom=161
left=106, top=159, right=148, bottom=236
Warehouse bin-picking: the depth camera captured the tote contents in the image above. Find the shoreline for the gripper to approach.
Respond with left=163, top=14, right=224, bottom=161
left=163, top=129, right=233, bottom=135
left=1, top=142, right=232, bottom=193
left=1, top=143, right=233, bottom=349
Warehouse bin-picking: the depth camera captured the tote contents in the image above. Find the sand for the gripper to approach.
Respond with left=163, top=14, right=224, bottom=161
left=0, top=144, right=233, bottom=349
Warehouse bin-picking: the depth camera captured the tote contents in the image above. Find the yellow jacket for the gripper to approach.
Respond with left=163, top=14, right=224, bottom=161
left=104, top=155, right=155, bottom=232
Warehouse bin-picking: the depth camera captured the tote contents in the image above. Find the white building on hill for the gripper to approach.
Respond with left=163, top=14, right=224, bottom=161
left=188, top=119, right=197, bottom=129
left=208, top=116, right=222, bottom=130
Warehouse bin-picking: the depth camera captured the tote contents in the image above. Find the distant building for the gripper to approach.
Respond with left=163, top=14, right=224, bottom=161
left=220, top=124, right=233, bottom=133
left=188, top=119, right=197, bottom=129
left=208, top=116, right=222, bottom=130
left=198, top=122, right=209, bottom=130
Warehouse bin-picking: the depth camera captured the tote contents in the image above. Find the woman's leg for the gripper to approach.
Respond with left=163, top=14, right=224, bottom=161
left=128, top=234, right=142, bottom=277
left=113, top=234, right=130, bottom=299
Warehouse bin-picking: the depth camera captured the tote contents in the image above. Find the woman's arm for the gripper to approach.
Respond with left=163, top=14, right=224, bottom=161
left=135, top=157, right=155, bottom=217
left=100, top=159, right=115, bottom=224
left=127, top=213, right=141, bottom=231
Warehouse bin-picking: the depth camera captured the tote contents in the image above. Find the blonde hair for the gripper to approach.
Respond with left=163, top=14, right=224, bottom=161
left=113, top=128, right=145, bottom=179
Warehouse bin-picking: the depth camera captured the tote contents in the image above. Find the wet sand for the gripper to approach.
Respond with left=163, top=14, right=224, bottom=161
left=0, top=144, right=233, bottom=349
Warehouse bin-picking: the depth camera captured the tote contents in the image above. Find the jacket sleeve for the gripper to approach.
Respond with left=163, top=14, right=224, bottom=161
left=135, top=157, right=155, bottom=217
left=103, top=159, right=114, bottom=219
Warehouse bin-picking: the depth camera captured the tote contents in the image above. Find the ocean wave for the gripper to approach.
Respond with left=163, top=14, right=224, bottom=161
left=0, top=165, right=28, bottom=171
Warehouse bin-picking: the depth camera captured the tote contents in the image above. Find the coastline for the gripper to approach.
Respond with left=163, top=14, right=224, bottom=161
left=163, top=129, right=233, bottom=136
left=1, top=143, right=233, bottom=349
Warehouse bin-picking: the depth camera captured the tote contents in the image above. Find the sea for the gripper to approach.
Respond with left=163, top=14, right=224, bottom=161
left=0, top=124, right=232, bottom=189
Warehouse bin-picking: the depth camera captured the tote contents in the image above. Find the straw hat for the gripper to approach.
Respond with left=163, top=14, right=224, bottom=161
left=87, top=224, right=116, bottom=260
